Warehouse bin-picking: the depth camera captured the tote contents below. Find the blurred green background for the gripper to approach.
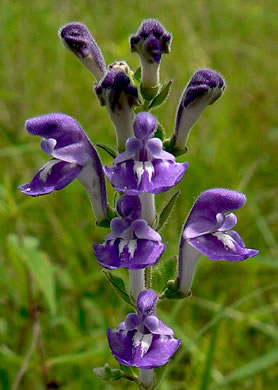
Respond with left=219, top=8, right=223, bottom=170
left=1, top=0, right=278, bottom=389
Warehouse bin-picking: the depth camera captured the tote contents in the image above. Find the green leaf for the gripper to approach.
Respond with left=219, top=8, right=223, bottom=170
left=103, top=271, right=135, bottom=308
left=156, top=190, right=181, bottom=233
left=211, top=347, right=278, bottom=388
left=7, top=234, right=56, bottom=315
left=152, top=256, right=177, bottom=294
left=153, top=123, right=165, bottom=141
left=134, top=67, right=141, bottom=83
left=200, top=307, right=222, bottom=390
left=96, top=143, right=117, bottom=158
left=149, top=80, right=173, bottom=109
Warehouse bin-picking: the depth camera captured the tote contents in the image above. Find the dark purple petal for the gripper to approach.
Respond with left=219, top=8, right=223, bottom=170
left=133, top=112, right=157, bottom=141
left=93, top=239, right=166, bottom=270
left=25, top=113, right=93, bottom=166
left=181, top=69, right=225, bottom=108
left=95, top=69, right=140, bottom=111
left=137, top=289, right=158, bottom=316
left=188, top=232, right=258, bottom=261
left=18, top=159, right=82, bottom=197
left=116, top=195, right=142, bottom=220
left=130, top=19, right=172, bottom=63
left=59, top=22, right=106, bottom=79
left=107, top=328, right=134, bottom=366
left=183, top=189, right=246, bottom=239
left=104, top=159, right=188, bottom=195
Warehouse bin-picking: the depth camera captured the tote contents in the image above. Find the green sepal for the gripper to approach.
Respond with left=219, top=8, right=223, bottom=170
left=163, top=137, right=188, bottom=157
left=148, top=80, right=173, bottom=109
left=153, top=123, right=165, bottom=141
left=94, top=363, right=138, bottom=383
left=152, top=256, right=177, bottom=294
left=96, top=143, right=117, bottom=159
left=140, top=84, right=160, bottom=101
left=133, top=67, right=142, bottom=83
left=161, top=279, right=192, bottom=300
left=103, top=271, right=136, bottom=309
left=93, top=363, right=122, bottom=382
left=156, top=190, right=181, bottom=233
left=96, top=206, right=117, bottom=228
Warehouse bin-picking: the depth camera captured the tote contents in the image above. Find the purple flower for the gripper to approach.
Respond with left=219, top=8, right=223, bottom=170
left=95, top=68, right=141, bottom=151
left=130, top=19, right=172, bottom=88
left=93, top=195, right=166, bottom=269
left=107, top=289, right=181, bottom=368
left=18, top=113, right=108, bottom=223
left=178, top=188, right=259, bottom=293
left=59, top=22, right=106, bottom=80
left=172, top=69, right=225, bottom=150
left=104, top=112, right=188, bottom=195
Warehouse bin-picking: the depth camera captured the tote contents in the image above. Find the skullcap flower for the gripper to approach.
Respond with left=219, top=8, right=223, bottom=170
left=93, top=195, right=166, bottom=269
left=107, top=289, right=181, bottom=368
left=130, top=19, right=172, bottom=89
left=59, top=22, right=106, bottom=80
left=95, top=68, right=140, bottom=150
left=18, top=113, right=108, bottom=223
left=104, top=112, right=188, bottom=195
left=172, top=69, right=225, bottom=151
left=178, top=188, right=259, bottom=293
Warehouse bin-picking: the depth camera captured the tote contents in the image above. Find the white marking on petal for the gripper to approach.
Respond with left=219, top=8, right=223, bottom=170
left=133, top=161, right=144, bottom=185
left=118, top=239, right=137, bottom=257
left=133, top=331, right=153, bottom=357
left=39, top=160, right=59, bottom=182
left=26, top=188, right=31, bottom=192
left=212, top=232, right=236, bottom=251
left=144, top=161, right=154, bottom=183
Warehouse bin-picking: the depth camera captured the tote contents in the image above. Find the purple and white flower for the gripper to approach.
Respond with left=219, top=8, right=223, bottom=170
left=107, top=289, right=181, bottom=369
left=130, top=19, right=172, bottom=88
left=104, top=112, right=188, bottom=195
left=178, top=188, right=259, bottom=293
left=59, top=22, right=106, bottom=81
left=95, top=68, right=141, bottom=151
left=93, top=195, right=166, bottom=269
left=18, top=113, right=108, bottom=223
left=172, top=69, right=225, bottom=150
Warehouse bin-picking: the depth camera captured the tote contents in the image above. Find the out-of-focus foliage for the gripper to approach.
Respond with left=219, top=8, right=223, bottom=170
left=1, top=0, right=278, bottom=389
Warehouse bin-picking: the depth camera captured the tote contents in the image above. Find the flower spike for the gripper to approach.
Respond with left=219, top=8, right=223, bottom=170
left=178, top=188, right=259, bottom=293
left=18, top=113, right=108, bottom=224
left=107, top=289, right=181, bottom=369
left=95, top=68, right=141, bottom=151
left=170, top=69, right=225, bottom=152
left=93, top=195, right=166, bottom=269
left=130, top=19, right=172, bottom=91
left=59, top=22, right=106, bottom=81
left=104, top=112, right=188, bottom=195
